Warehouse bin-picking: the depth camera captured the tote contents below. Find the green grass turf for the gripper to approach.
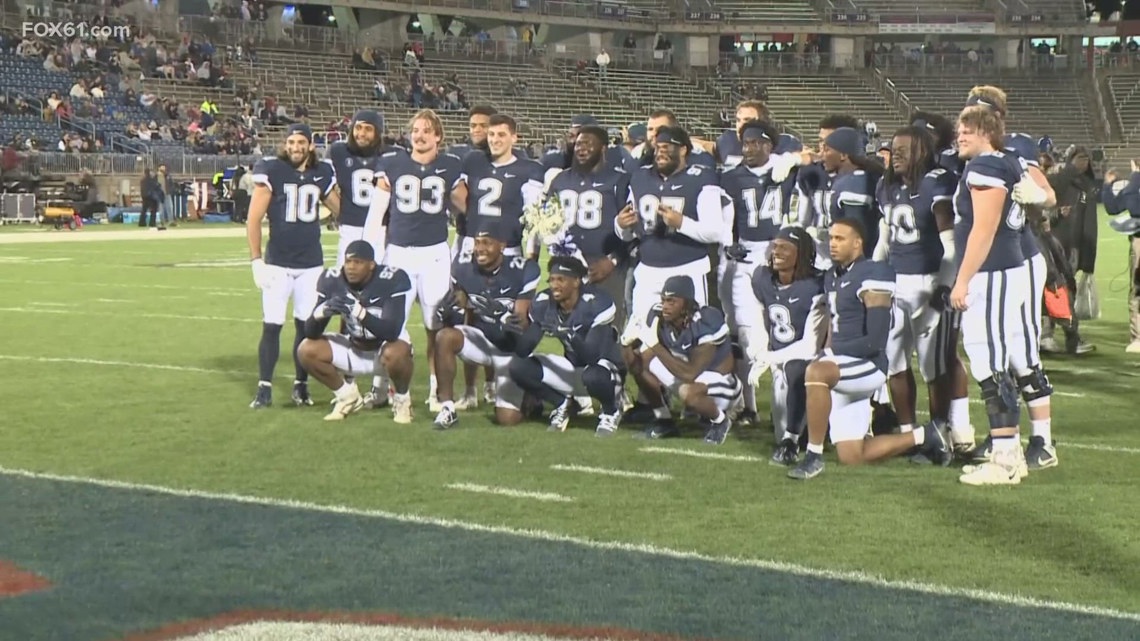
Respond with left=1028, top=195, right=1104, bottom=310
left=1, top=217, right=1139, bottom=623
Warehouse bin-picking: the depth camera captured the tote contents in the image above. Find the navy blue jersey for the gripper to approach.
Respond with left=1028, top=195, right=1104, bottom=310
left=752, top=267, right=826, bottom=352
left=877, top=168, right=956, bottom=275
left=315, top=264, right=412, bottom=348
left=549, top=165, right=629, bottom=260
left=825, top=258, right=895, bottom=372
left=1004, top=133, right=1039, bottom=168
left=540, top=145, right=636, bottom=174
left=529, top=287, right=619, bottom=366
left=448, top=142, right=529, bottom=160
left=325, top=141, right=384, bottom=228
left=830, top=169, right=882, bottom=257
left=377, top=148, right=464, bottom=247
left=648, top=304, right=731, bottom=370
left=627, top=163, right=720, bottom=268
left=795, top=162, right=833, bottom=227
left=715, top=130, right=801, bottom=169
left=460, top=152, right=545, bottom=247
left=953, top=152, right=1027, bottom=272
left=252, top=157, right=335, bottom=269
left=720, top=162, right=796, bottom=243
left=452, top=254, right=540, bottom=352
left=937, top=148, right=964, bottom=176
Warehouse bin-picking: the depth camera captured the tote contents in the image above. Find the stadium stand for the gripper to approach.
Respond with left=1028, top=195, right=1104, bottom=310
left=851, top=0, right=988, bottom=15
left=707, top=0, right=821, bottom=23
left=1006, top=0, right=1086, bottom=22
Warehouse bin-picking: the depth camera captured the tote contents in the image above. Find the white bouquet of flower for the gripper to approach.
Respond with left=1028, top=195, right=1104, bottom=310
left=522, top=194, right=567, bottom=246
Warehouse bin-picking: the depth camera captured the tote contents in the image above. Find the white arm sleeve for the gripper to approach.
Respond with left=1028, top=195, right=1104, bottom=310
left=872, top=216, right=890, bottom=262
left=362, top=184, right=391, bottom=256
left=794, top=185, right=812, bottom=227
left=615, top=190, right=636, bottom=241
left=678, top=185, right=728, bottom=244
left=937, top=229, right=957, bottom=287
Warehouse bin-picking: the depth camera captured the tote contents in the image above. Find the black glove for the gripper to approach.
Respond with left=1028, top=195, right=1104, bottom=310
left=930, top=286, right=951, bottom=312
left=500, top=313, right=525, bottom=334
left=724, top=243, right=751, bottom=263
left=324, top=295, right=355, bottom=317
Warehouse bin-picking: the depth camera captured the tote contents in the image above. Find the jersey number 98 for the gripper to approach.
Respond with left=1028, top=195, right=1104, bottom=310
left=559, top=189, right=603, bottom=230
left=283, top=183, right=323, bottom=223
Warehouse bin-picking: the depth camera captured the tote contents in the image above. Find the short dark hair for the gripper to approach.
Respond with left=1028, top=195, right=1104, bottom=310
left=548, top=255, right=588, bottom=279
left=576, top=125, right=609, bottom=148
left=831, top=216, right=868, bottom=244
left=488, top=114, right=517, bottom=134
left=648, top=109, right=678, bottom=125
left=469, top=105, right=497, bottom=118
left=819, top=114, right=859, bottom=131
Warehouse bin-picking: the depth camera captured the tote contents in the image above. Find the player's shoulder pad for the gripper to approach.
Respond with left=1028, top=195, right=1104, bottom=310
left=585, top=285, right=615, bottom=310
left=251, top=155, right=278, bottom=175
left=864, top=259, right=897, bottom=285
left=799, top=273, right=827, bottom=296
left=967, top=153, right=1018, bottom=186
left=380, top=149, right=405, bottom=160
left=776, top=132, right=803, bottom=154
left=696, top=304, right=726, bottom=327
left=376, top=265, right=412, bottom=292
left=325, top=141, right=346, bottom=161
left=534, top=290, right=552, bottom=304
left=521, top=258, right=541, bottom=279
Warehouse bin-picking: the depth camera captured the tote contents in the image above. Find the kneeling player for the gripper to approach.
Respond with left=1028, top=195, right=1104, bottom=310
left=433, top=224, right=540, bottom=429
left=789, top=219, right=950, bottom=480
left=296, top=241, right=416, bottom=423
left=747, top=227, right=827, bottom=465
left=508, top=257, right=625, bottom=436
left=623, top=275, right=741, bottom=445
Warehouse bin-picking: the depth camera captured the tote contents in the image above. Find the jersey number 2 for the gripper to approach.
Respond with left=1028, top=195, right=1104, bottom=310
left=284, top=183, right=322, bottom=223
left=477, top=177, right=503, bottom=217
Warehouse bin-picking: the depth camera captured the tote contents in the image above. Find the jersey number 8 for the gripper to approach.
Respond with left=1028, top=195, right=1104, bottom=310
left=559, top=189, right=603, bottom=230
left=283, top=183, right=323, bottom=223
left=393, top=174, right=446, bottom=215
left=767, top=304, right=796, bottom=344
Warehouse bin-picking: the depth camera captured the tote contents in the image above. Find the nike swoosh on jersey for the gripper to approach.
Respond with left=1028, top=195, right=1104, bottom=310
left=789, top=297, right=800, bottom=303
left=841, top=281, right=852, bottom=288
left=592, top=182, right=606, bottom=187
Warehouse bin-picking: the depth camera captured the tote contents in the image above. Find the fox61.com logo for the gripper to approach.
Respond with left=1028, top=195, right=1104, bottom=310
left=22, top=21, right=131, bottom=39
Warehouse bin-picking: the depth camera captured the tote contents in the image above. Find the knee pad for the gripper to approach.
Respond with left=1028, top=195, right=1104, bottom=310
left=1016, top=366, right=1053, bottom=403
left=580, top=363, right=612, bottom=393
left=507, top=356, right=543, bottom=389
left=979, top=373, right=1021, bottom=429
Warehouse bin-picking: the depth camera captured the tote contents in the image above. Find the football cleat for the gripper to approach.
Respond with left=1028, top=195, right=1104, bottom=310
left=595, top=411, right=620, bottom=437
left=363, top=386, right=390, bottom=409
left=291, top=382, right=314, bottom=407
left=637, top=418, right=680, bottom=440
left=392, top=394, right=414, bottom=424
left=735, top=409, right=759, bottom=427
left=788, top=451, right=825, bottom=480
left=249, top=385, right=272, bottom=409
left=1024, top=436, right=1058, bottom=470
left=324, top=388, right=364, bottom=421
left=970, top=435, right=993, bottom=463
left=547, top=397, right=573, bottom=432
left=454, top=392, right=479, bottom=410
left=770, top=438, right=799, bottom=466
left=961, top=446, right=1026, bottom=484
left=622, top=402, right=656, bottom=424
left=433, top=406, right=459, bottom=431
left=921, top=420, right=953, bottom=467
left=483, top=382, right=496, bottom=405
left=703, top=415, right=732, bottom=445
left=426, top=395, right=443, bottom=413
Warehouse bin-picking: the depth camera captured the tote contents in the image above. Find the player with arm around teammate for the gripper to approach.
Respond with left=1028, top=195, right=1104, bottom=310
left=432, top=223, right=540, bottom=430
left=246, top=123, right=341, bottom=409
left=788, top=218, right=952, bottom=480
left=622, top=275, right=742, bottom=445
left=369, top=109, right=466, bottom=413
left=326, top=109, right=386, bottom=263
left=296, top=241, right=416, bottom=423
left=508, top=256, right=626, bottom=436
left=747, top=226, right=828, bottom=465
left=821, top=127, right=885, bottom=258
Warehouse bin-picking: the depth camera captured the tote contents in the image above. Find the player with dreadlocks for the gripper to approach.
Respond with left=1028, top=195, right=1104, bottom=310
left=747, top=226, right=828, bottom=465
left=911, top=110, right=962, bottom=176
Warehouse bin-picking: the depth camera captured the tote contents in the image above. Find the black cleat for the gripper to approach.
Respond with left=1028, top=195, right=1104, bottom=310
left=291, top=382, right=314, bottom=406
left=770, top=438, right=799, bottom=466
left=636, top=418, right=680, bottom=439
left=249, top=385, right=272, bottom=409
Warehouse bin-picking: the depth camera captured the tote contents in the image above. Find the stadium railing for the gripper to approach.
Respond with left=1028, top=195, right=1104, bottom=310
left=868, top=51, right=1080, bottom=74
left=24, top=151, right=258, bottom=177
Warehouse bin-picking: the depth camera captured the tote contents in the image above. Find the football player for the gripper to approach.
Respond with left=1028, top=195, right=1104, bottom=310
left=910, top=110, right=963, bottom=176
left=950, top=105, right=1034, bottom=485
left=326, top=109, right=386, bottom=263
left=616, top=125, right=727, bottom=328
left=433, top=223, right=540, bottom=430
left=622, top=274, right=741, bottom=444
left=820, top=127, right=884, bottom=258
left=540, top=114, right=638, bottom=180
left=965, top=86, right=1059, bottom=470
left=631, top=109, right=716, bottom=169
left=508, top=256, right=625, bottom=436
left=246, top=123, right=340, bottom=409
left=788, top=219, right=951, bottom=480
left=713, top=100, right=803, bottom=170
left=718, top=120, right=796, bottom=423
left=296, top=241, right=415, bottom=422
left=369, top=109, right=466, bottom=412
left=795, top=114, right=860, bottom=269
left=876, top=126, right=966, bottom=447
left=447, top=104, right=497, bottom=159
left=747, top=226, right=827, bottom=465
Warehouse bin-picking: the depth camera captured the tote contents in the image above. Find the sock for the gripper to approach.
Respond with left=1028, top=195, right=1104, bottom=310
left=653, top=406, right=672, bottom=420
left=335, top=381, right=355, bottom=400
left=991, top=432, right=1020, bottom=454
left=258, top=380, right=271, bottom=388
left=257, top=322, right=283, bottom=383
left=781, top=430, right=798, bottom=442
left=442, top=400, right=455, bottom=413
left=1031, top=419, right=1052, bottom=443
left=393, top=391, right=410, bottom=403
left=949, top=397, right=970, bottom=428
left=292, top=318, right=308, bottom=383
left=806, top=442, right=824, bottom=455
left=711, top=409, right=726, bottom=424
left=899, top=423, right=915, bottom=433
left=429, top=375, right=438, bottom=395
left=912, top=428, right=926, bottom=446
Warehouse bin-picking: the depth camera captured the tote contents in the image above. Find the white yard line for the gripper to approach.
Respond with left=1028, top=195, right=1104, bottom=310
left=638, top=446, right=765, bottom=463
left=0, top=306, right=258, bottom=323
left=0, top=354, right=247, bottom=375
left=549, top=464, right=672, bottom=481
left=444, top=483, right=574, bottom=503
left=0, top=227, right=248, bottom=244
left=0, top=466, right=1135, bottom=622
left=0, top=278, right=248, bottom=293
left=1058, top=441, right=1140, bottom=454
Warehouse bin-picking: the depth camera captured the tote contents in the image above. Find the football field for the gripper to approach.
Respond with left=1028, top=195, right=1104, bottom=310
left=1, top=220, right=1139, bottom=641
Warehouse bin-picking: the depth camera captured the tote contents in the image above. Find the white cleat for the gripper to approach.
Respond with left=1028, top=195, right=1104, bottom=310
left=324, top=388, right=364, bottom=421
left=455, top=392, right=479, bottom=411
left=595, top=411, right=620, bottom=437
left=426, top=393, right=443, bottom=413
left=575, top=395, right=595, bottom=417
left=960, top=449, right=1026, bottom=485
left=483, top=382, right=496, bottom=405
left=392, top=394, right=414, bottom=424
left=1126, top=341, right=1140, bottom=354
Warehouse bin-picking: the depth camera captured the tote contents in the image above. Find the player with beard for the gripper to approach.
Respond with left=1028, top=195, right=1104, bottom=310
left=246, top=124, right=340, bottom=409
left=795, top=114, right=860, bottom=269
left=296, top=241, right=415, bottom=423
left=820, top=127, right=885, bottom=259
left=748, top=226, right=827, bottom=465
left=964, top=86, right=1059, bottom=471
left=718, top=120, right=797, bottom=424
left=368, top=109, right=465, bottom=412
left=788, top=219, right=951, bottom=480
left=326, top=109, right=386, bottom=264
left=540, top=115, right=638, bottom=180
left=876, top=125, right=974, bottom=453
left=630, top=109, right=716, bottom=169
left=508, top=256, right=625, bottom=436
left=712, top=100, right=803, bottom=170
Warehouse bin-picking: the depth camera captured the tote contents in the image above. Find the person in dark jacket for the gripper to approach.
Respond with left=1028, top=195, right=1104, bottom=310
left=1049, top=147, right=1099, bottom=275
left=139, top=169, right=162, bottom=228
left=1101, top=160, right=1140, bottom=353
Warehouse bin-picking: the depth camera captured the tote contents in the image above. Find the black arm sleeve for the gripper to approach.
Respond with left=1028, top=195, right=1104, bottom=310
left=360, top=295, right=407, bottom=343
left=512, top=321, right=544, bottom=358
left=831, top=305, right=891, bottom=359
left=303, top=316, right=332, bottom=340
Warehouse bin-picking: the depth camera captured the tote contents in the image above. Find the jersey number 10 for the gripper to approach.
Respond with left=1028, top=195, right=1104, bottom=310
left=283, top=183, right=323, bottom=223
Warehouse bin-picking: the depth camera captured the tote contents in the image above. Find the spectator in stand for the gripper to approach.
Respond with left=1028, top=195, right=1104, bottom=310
left=596, top=48, right=610, bottom=78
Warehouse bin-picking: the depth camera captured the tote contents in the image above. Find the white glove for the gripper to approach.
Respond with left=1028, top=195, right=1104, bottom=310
left=350, top=301, right=368, bottom=321
left=770, top=152, right=797, bottom=183
left=620, top=318, right=643, bottom=346
left=747, top=358, right=771, bottom=388
left=250, top=258, right=275, bottom=290
left=1012, top=174, right=1047, bottom=205
left=639, top=314, right=660, bottom=352
left=804, top=226, right=819, bottom=241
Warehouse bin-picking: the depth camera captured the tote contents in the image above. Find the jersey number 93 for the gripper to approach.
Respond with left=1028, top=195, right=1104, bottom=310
left=393, top=174, right=446, bottom=215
